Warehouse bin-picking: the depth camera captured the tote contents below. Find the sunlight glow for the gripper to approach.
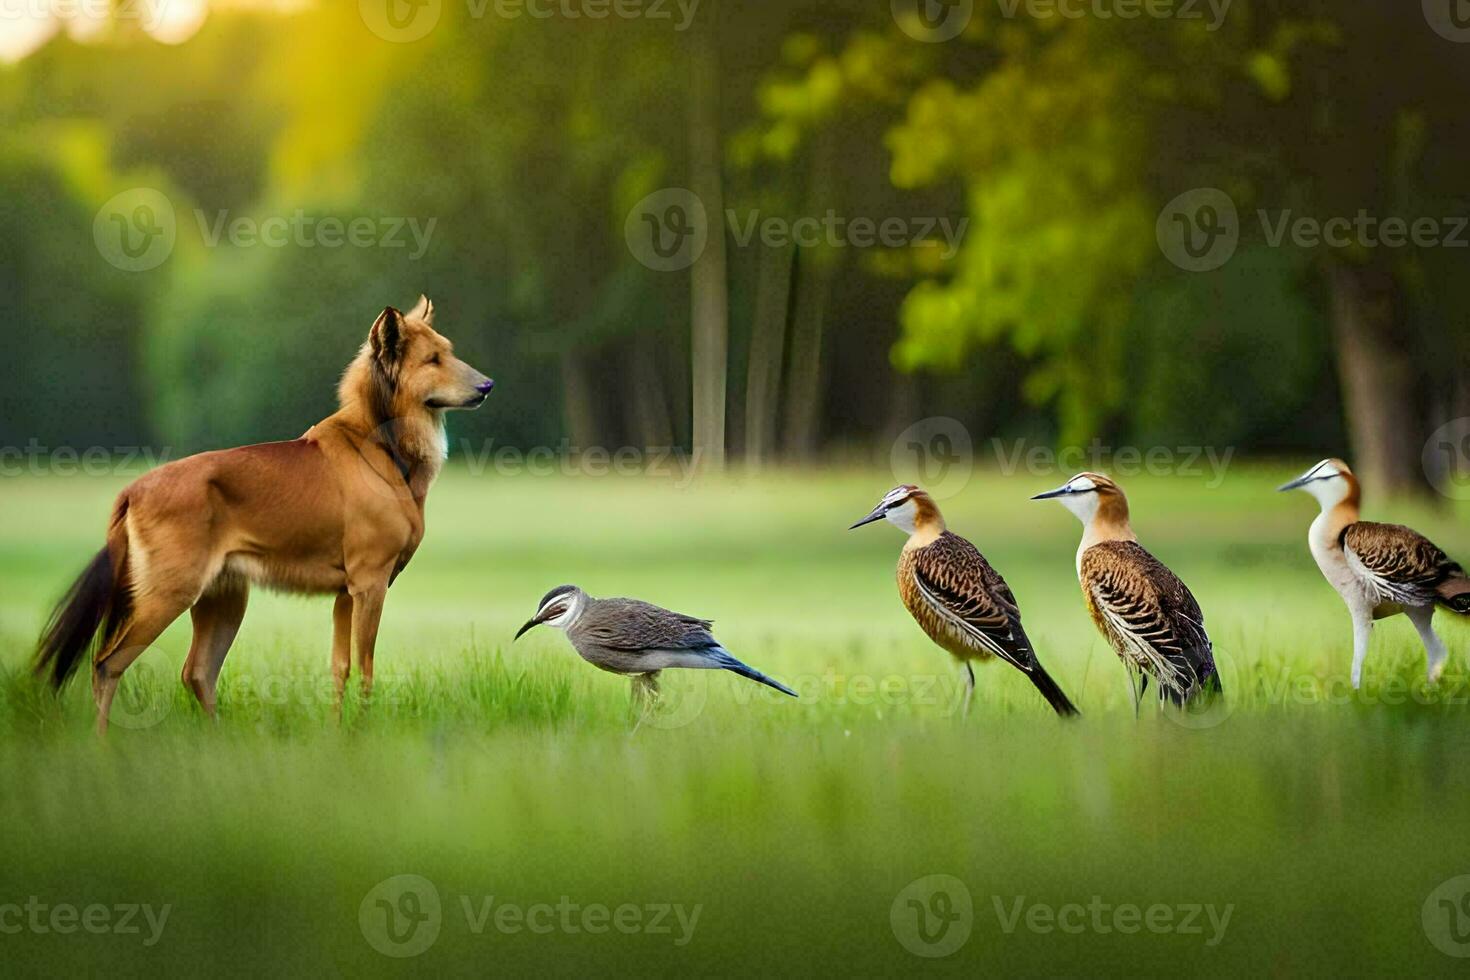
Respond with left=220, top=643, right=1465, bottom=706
left=0, top=6, right=60, bottom=64
left=144, top=0, right=209, bottom=44
left=0, top=0, right=312, bottom=62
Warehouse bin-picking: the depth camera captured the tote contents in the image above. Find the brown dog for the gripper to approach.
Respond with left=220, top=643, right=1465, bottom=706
left=34, top=296, right=492, bottom=733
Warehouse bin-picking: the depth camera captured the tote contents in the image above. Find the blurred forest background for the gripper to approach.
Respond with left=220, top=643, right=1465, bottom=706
left=2, top=0, right=1469, bottom=496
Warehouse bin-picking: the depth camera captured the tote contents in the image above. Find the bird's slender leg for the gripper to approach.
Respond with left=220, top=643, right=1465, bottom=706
left=1126, top=662, right=1144, bottom=719
left=1350, top=607, right=1373, bottom=690
left=961, top=662, right=975, bottom=719
left=629, top=672, right=660, bottom=735
left=1406, top=605, right=1449, bottom=685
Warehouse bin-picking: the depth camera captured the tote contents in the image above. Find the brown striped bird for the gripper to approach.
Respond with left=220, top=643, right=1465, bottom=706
left=1032, top=472, right=1221, bottom=711
left=1279, top=458, right=1470, bottom=688
left=849, top=485, right=1079, bottom=717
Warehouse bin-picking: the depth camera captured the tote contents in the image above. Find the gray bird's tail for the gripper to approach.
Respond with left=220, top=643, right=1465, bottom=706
left=709, top=648, right=798, bottom=698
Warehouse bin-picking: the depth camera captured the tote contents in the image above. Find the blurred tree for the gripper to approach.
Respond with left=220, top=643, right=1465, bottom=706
left=747, top=2, right=1469, bottom=494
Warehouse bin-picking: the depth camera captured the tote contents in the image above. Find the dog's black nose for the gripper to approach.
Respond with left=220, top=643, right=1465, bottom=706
left=476, top=379, right=495, bottom=394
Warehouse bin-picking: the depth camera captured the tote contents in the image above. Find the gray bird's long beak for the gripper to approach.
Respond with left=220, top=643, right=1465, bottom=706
left=848, top=505, right=887, bottom=530
left=1276, top=472, right=1313, bottom=492
left=513, top=618, right=541, bottom=641
left=1030, top=483, right=1072, bottom=500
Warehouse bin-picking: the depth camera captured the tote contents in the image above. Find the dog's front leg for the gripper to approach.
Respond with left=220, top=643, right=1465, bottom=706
left=332, top=592, right=354, bottom=717
left=351, top=583, right=388, bottom=705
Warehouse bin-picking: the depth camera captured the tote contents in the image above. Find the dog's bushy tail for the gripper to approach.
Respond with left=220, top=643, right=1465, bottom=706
left=34, top=500, right=131, bottom=690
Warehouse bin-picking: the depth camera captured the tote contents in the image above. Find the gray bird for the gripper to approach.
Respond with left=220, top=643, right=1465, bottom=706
left=514, top=585, right=797, bottom=727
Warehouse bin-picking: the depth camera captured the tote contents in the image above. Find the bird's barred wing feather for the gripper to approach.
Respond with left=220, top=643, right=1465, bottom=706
left=576, top=599, right=717, bottom=652
left=1342, top=522, right=1463, bottom=607
left=1080, top=542, right=1213, bottom=697
left=911, top=533, right=1040, bottom=672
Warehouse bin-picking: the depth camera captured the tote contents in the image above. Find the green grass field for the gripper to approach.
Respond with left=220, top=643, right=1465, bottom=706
left=4, top=463, right=1470, bottom=975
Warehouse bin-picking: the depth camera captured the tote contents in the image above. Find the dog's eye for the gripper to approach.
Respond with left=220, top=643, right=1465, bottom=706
left=426, top=354, right=441, bottom=366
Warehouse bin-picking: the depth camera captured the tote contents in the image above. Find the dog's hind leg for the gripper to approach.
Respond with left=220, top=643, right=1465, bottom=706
left=331, top=592, right=353, bottom=719
left=93, top=593, right=192, bottom=736
left=182, top=585, right=249, bottom=718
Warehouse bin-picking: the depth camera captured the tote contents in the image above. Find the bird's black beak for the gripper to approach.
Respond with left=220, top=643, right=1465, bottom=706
left=1276, top=473, right=1312, bottom=492
left=513, top=618, right=541, bottom=641
left=849, top=504, right=887, bottom=530
left=1030, top=484, right=1071, bottom=500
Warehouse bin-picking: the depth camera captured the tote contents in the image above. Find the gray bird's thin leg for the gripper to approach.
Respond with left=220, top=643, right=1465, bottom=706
left=961, top=662, right=975, bottom=719
left=1350, top=608, right=1373, bottom=691
left=1406, top=605, right=1448, bottom=685
left=1126, top=662, right=1144, bottom=719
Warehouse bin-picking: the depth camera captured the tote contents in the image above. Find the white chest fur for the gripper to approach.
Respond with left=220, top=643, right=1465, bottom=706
left=1308, top=513, right=1371, bottom=606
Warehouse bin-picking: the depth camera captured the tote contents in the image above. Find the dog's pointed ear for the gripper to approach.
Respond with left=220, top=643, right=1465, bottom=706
left=370, top=306, right=407, bottom=368
left=407, top=294, right=434, bottom=324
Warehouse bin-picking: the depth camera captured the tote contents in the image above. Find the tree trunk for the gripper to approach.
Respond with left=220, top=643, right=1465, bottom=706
left=781, top=249, right=831, bottom=462
left=742, top=241, right=795, bottom=471
left=1328, top=260, right=1429, bottom=499
left=560, top=351, right=599, bottom=451
left=627, top=333, right=674, bottom=450
left=688, top=27, right=728, bottom=475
